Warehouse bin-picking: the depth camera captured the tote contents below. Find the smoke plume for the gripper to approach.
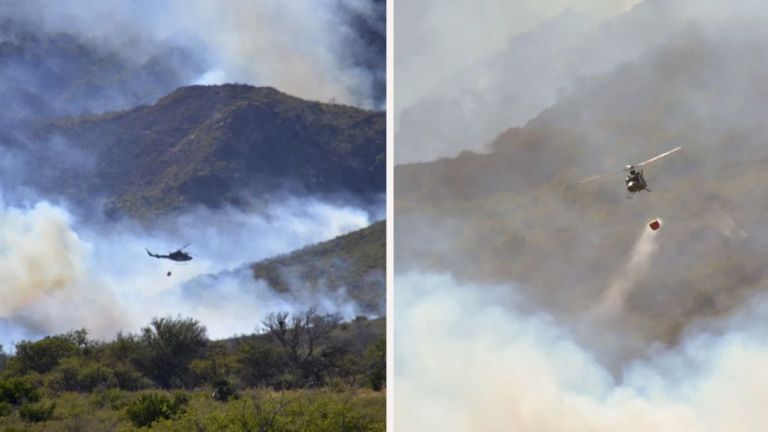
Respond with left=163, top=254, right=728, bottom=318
left=0, top=197, right=377, bottom=348
left=0, top=0, right=384, bottom=111
left=396, top=272, right=768, bottom=432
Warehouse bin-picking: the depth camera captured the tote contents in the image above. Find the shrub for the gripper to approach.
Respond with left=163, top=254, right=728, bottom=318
left=49, top=357, right=117, bottom=392
left=236, top=343, right=287, bottom=388
left=91, top=388, right=131, bottom=410
left=365, top=337, right=385, bottom=391
left=139, top=317, right=208, bottom=388
left=13, top=335, right=78, bottom=374
left=111, top=364, right=153, bottom=391
left=0, top=376, right=41, bottom=405
left=77, top=362, right=118, bottom=391
left=125, top=392, right=189, bottom=428
left=19, top=401, right=55, bottom=423
left=211, top=379, right=236, bottom=402
left=0, top=401, right=11, bottom=417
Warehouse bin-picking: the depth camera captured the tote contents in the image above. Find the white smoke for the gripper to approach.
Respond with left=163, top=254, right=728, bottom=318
left=177, top=0, right=378, bottom=106
left=594, top=222, right=660, bottom=317
left=396, top=272, right=768, bottom=432
left=2, top=0, right=382, bottom=108
left=395, top=0, right=642, bottom=117
left=0, top=197, right=375, bottom=347
left=162, top=269, right=365, bottom=340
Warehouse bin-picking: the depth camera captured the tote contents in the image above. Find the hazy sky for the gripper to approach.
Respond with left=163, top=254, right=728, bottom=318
left=1, top=0, right=384, bottom=108
left=395, top=0, right=642, bottom=119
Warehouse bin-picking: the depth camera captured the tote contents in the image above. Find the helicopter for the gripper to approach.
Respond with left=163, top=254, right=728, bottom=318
left=146, top=243, right=193, bottom=262
left=580, top=146, right=682, bottom=198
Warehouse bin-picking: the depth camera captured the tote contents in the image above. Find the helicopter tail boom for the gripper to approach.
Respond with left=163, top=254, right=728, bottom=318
left=146, top=249, right=168, bottom=259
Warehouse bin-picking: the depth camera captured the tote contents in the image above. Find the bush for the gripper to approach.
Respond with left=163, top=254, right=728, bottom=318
left=77, top=362, right=118, bottom=391
left=205, top=390, right=385, bottom=432
left=111, top=364, right=153, bottom=391
left=139, top=317, right=208, bottom=388
left=91, top=388, right=131, bottom=410
left=125, top=392, right=189, bottom=428
left=0, top=376, right=41, bottom=405
left=48, top=357, right=117, bottom=392
left=0, top=401, right=11, bottom=417
left=13, top=335, right=79, bottom=374
left=19, top=401, right=55, bottom=423
left=236, top=343, right=288, bottom=388
left=365, top=337, right=385, bottom=391
left=211, top=379, right=236, bottom=402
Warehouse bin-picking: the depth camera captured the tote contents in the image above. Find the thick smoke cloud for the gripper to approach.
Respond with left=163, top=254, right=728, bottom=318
left=396, top=273, right=768, bottom=432
left=0, top=197, right=377, bottom=349
left=395, top=0, right=768, bottom=429
left=395, top=0, right=641, bottom=163
left=395, top=0, right=641, bottom=111
left=1, top=0, right=384, bottom=109
left=395, top=0, right=768, bottom=163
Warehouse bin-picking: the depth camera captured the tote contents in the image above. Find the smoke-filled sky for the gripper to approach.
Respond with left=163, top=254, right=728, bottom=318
left=395, top=0, right=640, bottom=135
left=0, top=196, right=378, bottom=349
left=395, top=0, right=768, bottom=430
left=0, top=0, right=384, bottom=109
left=0, top=1, right=386, bottom=348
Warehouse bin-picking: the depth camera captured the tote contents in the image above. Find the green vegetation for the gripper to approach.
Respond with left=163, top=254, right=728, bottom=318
left=125, top=392, right=190, bottom=428
left=252, top=221, right=385, bottom=315
left=34, top=84, right=385, bottom=219
left=0, top=312, right=385, bottom=430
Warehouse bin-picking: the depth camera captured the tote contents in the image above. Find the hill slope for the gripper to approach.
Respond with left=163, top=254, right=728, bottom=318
left=395, top=10, right=768, bottom=363
left=252, top=220, right=386, bottom=315
left=30, top=84, right=385, bottom=218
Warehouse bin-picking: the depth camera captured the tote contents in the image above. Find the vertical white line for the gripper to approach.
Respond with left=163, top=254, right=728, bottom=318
left=385, top=0, right=395, bottom=429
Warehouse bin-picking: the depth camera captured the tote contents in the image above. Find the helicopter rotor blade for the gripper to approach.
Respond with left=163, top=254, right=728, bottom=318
left=180, top=243, right=191, bottom=250
left=579, top=167, right=627, bottom=184
left=636, top=146, right=682, bottom=167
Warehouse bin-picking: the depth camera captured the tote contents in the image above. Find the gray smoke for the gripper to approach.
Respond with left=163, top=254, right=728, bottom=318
left=395, top=0, right=642, bottom=163
left=396, top=272, right=768, bottom=431
left=395, top=0, right=768, bottom=429
left=0, top=1, right=385, bottom=348
left=0, top=196, right=377, bottom=348
left=0, top=0, right=384, bottom=111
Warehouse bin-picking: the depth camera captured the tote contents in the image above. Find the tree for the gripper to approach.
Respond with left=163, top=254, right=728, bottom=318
left=236, top=342, right=288, bottom=388
left=0, top=345, right=7, bottom=371
left=12, top=332, right=83, bottom=374
left=138, top=316, right=208, bottom=388
left=261, top=307, right=342, bottom=387
left=104, top=332, right=153, bottom=390
left=364, top=337, right=386, bottom=391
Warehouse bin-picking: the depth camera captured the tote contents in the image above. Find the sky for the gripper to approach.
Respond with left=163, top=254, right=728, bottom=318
left=1, top=0, right=385, bottom=109
left=395, top=0, right=641, bottom=123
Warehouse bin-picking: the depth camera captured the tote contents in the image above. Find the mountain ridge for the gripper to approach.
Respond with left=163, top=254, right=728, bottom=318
left=30, top=84, right=385, bottom=219
left=395, top=12, right=768, bottom=363
left=251, top=220, right=386, bottom=316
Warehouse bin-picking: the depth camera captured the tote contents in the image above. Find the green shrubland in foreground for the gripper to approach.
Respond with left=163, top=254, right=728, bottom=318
left=0, top=309, right=385, bottom=430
